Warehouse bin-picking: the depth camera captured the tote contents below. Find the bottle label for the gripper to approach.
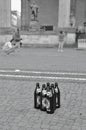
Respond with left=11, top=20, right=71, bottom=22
left=42, top=98, right=47, bottom=107
left=47, top=92, right=52, bottom=97
left=56, top=97, right=58, bottom=104
left=55, top=88, right=58, bottom=93
left=37, top=96, right=40, bottom=105
left=46, top=99, right=50, bottom=109
left=36, top=88, right=41, bottom=93
left=42, top=90, right=46, bottom=95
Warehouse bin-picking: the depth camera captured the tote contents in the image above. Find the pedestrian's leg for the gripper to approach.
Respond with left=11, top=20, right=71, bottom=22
left=58, top=41, right=61, bottom=51
left=20, top=42, right=22, bottom=47
left=18, top=41, right=21, bottom=48
left=15, top=41, right=21, bottom=52
left=61, top=41, right=64, bottom=52
left=58, top=42, right=60, bottom=51
left=14, top=41, right=20, bottom=49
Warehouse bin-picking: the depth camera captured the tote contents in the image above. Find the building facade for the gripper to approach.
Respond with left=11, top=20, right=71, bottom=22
left=21, top=0, right=86, bottom=31
left=0, top=0, right=11, bottom=28
left=0, top=0, right=86, bottom=32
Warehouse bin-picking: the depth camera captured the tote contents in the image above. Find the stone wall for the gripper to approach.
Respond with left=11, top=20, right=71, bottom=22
left=0, top=34, right=76, bottom=48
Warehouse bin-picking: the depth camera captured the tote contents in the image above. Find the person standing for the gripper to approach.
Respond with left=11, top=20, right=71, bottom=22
left=58, top=31, right=65, bottom=52
left=75, top=28, right=81, bottom=48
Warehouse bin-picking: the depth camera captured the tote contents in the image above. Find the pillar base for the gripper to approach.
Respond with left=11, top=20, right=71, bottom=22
left=29, top=20, right=40, bottom=32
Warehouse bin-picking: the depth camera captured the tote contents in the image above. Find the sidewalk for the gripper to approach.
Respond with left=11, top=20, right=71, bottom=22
left=0, top=47, right=86, bottom=130
left=0, top=80, right=86, bottom=130
left=0, top=48, right=86, bottom=73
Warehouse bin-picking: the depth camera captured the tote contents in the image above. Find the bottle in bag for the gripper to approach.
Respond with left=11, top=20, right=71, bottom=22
left=34, top=82, right=41, bottom=109
left=54, top=82, right=60, bottom=108
left=46, top=82, right=50, bottom=88
left=46, top=84, right=55, bottom=114
left=51, top=83, right=56, bottom=111
left=40, top=84, right=47, bottom=111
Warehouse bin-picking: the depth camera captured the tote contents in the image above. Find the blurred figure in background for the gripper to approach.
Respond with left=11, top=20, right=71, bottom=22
left=2, top=28, right=22, bottom=55
left=11, top=28, right=22, bottom=48
left=58, top=30, right=65, bottom=52
left=2, top=41, right=16, bottom=55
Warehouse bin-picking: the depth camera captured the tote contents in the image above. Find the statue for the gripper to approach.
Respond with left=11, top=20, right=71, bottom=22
left=30, top=1, right=39, bottom=21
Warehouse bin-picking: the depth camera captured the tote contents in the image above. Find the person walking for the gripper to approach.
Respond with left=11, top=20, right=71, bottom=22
left=58, top=30, right=65, bottom=52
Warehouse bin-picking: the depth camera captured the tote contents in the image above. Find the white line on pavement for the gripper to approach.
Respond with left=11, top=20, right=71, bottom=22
left=0, top=74, right=86, bottom=81
left=0, top=69, right=86, bottom=76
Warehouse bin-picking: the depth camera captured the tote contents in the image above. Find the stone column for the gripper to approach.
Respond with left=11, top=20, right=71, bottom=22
left=0, top=0, right=11, bottom=28
left=21, top=0, right=31, bottom=30
left=58, top=0, right=71, bottom=28
left=76, top=0, right=86, bottom=27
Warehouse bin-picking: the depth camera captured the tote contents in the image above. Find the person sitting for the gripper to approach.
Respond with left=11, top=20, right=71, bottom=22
left=11, top=28, right=22, bottom=48
left=2, top=28, right=22, bottom=55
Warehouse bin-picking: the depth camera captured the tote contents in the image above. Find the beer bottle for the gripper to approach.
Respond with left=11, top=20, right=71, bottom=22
left=46, top=82, right=50, bottom=88
left=51, top=83, right=56, bottom=111
left=34, top=82, right=41, bottom=109
left=40, top=84, right=47, bottom=111
left=54, top=82, right=60, bottom=108
left=46, top=84, right=55, bottom=114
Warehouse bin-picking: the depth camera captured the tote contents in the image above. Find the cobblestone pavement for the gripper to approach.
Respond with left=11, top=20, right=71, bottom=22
left=0, top=48, right=86, bottom=130
left=0, top=79, right=86, bottom=130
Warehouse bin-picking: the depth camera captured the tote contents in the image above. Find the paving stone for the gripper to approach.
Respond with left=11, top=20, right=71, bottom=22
left=0, top=76, right=86, bottom=130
